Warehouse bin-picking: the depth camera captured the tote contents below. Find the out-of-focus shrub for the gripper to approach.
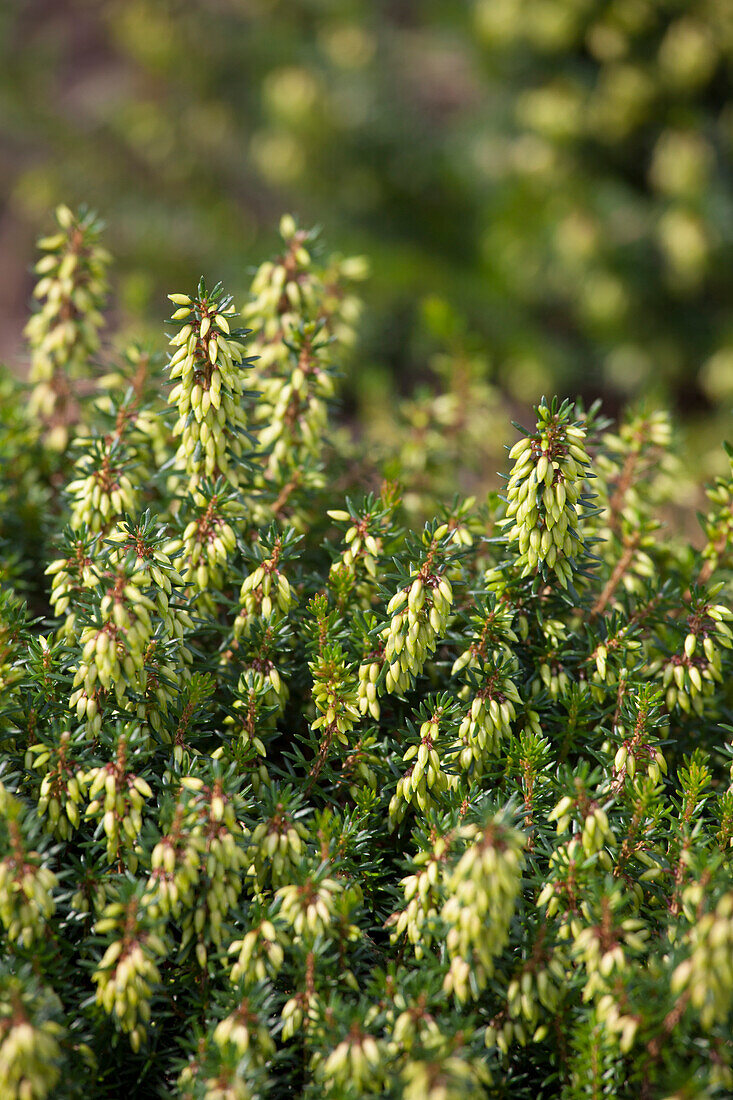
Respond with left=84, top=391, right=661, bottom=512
left=1, top=1, right=732, bottom=438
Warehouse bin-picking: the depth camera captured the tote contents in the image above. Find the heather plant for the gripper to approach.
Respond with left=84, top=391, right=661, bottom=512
left=25, top=205, right=110, bottom=452
left=0, top=207, right=732, bottom=1100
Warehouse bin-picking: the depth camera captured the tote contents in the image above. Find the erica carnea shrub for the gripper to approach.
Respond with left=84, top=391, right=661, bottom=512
left=0, top=207, right=732, bottom=1100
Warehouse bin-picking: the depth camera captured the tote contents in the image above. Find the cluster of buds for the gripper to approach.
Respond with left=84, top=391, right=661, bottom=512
left=327, top=486, right=399, bottom=606
left=660, top=596, right=732, bottom=715
left=309, top=643, right=361, bottom=751
left=389, top=700, right=458, bottom=829
left=0, top=587, right=26, bottom=702
left=451, top=598, right=518, bottom=679
left=45, top=530, right=98, bottom=638
left=452, top=657, right=521, bottom=773
left=536, top=838, right=608, bottom=941
left=26, top=730, right=84, bottom=840
left=166, top=281, right=255, bottom=492
left=592, top=997, right=642, bottom=1058
left=671, top=889, right=733, bottom=1029
left=244, top=214, right=366, bottom=378
left=399, top=1039, right=492, bottom=1100
left=612, top=737, right=667, bottom=788
left=66, top=434, right=139, bottom=535
left=246, top=796, right=310, bottom=892
left=177, top=1054, right=263, bottom=1100
left=487, top=948, right=566, bottom=1050
left=338, top=731, right=382, bottom=802
left=314, top=1024, right=385, bottom=1093
left=229, top=917, right=285, bottom=987
left=388, top=831, right=451, bottom=959
left=501, top=399, right=592, bottom=587
left=165, top=775, right=249, bottom=969
left=280, top=976, right=322, bottom=1043
left=255, top=320, right=334, bottom=491
left=353, top=614, right=383, bottom=721
left=165, top=481, right=240, bottom=612
left=135, top=636, right=185, bottom=737
left=233, top=527, right=298, bottom=634
left=238, top=556, right=292, bottom=622
left=81, top=729, right=153, bottom=870
left=609, top=690, right=669, bottom=791
left=588, top=621, right=642, bottom=697
left=442, top=817, right=526, bottom=1001
left=212, top=995, right=276, bottom=1065
left=305, top=595, right=361, bottom=782
left=700, top=442, right=733, bottom=579
left=230, top=619, right=290, bottom=716
left=276, top=867, right=358, bottom=941
left=375, top=525, right=455, bottom=697
left=145, top=789, right=208, bottom=924
left=593, top=409, right=674, bottom=600
left=67, top=434, right=139, bottom=537
left=25, top=204, right=110, bottom=449
left=0, top=975, right=65, bottom=1100
left=570, top=894, right=648, bottom=1004
left=0, top=787, right=57, bottom=949
left=356, top=647, right=383, bottom=721
left=69, top=517, right=189, bottom=727
left=224, top=671, right=274, bottom=789
left=93, top=890, right=167, bottom=1051
left=547, top=792, right=616, bottom=859
left=244, top=217, right=323, bottom=375
left=527, top=617, right=573, bottom=700
left=243, top=217, right=366, bottom=515
left=387, top=991, right=443, bottom=1053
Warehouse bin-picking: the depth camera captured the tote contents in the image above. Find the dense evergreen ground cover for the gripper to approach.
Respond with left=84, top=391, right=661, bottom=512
left=0, top=209, right=732, bottom=1097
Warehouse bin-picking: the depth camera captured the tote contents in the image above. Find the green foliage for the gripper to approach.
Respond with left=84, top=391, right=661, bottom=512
left=1, top=208, right=733, bottom=1099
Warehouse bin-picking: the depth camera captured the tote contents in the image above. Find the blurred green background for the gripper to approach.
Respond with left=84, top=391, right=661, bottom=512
left=2, top=0, right=733, bottom=471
